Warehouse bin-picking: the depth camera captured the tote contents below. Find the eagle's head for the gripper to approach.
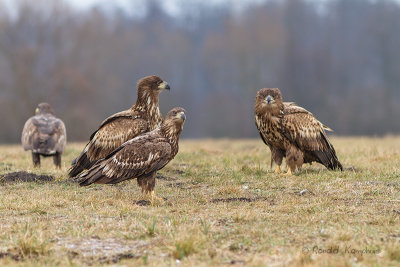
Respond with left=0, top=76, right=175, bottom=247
left=162, top=107, right=186, bottom=138
left=255, top=88, right=283, bottom=116
left=35, top=103, right=55, bottom=115
left=135, top=75, right=170, bottom=113
left=165, top=107, right=186, bottom=125
left=137, top=75, right=170, bottom=94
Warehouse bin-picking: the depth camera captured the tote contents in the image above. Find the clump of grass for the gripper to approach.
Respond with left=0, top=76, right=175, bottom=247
left=14, top=233, right=51, bottom=258
left=292, top=251, right=313, bottom=266
left=173, top=237, right=197, bottom=260
left=229, top=242, right=243, bottom=252
left=143, top=218, right=157, bottom=237
left=199, top=218, right=210, bottom=235
left=336, top=233, right=352, bottom=241
left=29, top=205, right=47, bottom=215
left=387, top=245, right=400, bottom=262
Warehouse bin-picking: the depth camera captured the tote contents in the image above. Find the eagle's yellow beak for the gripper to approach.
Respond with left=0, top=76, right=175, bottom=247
left=178, top=112, right=186, bottom=121
left=35, top=108, right=39, bottom=115
left=158, top=81, right=170, bottom=90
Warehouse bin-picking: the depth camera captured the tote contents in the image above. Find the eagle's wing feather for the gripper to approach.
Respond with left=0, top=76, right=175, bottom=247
left=282, top=107, right=326, bottom=151
left=86, top=115, right=148, bottom=160
left=77, top=132, right=172, bottom=186
left=69, top=111, right=148, bottom=177
left=255, top=116, right=269, bottom=146
left=284, top=102, right=333, bottom=132
left=282, top=105, right=342, bottom=170
left=21, top=118, right=36, bottom=151
left=53, top=119, right=67, bottom=153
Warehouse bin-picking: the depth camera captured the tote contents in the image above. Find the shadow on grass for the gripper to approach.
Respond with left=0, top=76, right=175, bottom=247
left=211, top=197, right=273, bottom=204
left=294, top=165, right=359, bottom=176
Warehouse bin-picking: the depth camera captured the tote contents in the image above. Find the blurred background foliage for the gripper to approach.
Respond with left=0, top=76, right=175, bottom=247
left=0, top=0, right=399, bottom=142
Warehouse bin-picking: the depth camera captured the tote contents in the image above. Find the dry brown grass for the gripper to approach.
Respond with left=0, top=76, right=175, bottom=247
left=0, top=137, right=400, bottom=266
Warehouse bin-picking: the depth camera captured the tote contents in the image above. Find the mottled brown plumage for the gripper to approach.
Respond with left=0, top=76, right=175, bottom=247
left=76, top=107, right=186, bottom=202
left=254, top=88, right=342, bottom=174
left=69, top=75, right=170, bottom=177
left=21, top=103, right=67, bottom=168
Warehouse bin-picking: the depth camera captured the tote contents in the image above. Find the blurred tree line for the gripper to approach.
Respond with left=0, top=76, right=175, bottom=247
left=0, top=0, right=399, bottom=143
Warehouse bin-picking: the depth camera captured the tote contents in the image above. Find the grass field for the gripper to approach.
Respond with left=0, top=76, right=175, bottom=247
left=0, top=137, right=400, bottom=266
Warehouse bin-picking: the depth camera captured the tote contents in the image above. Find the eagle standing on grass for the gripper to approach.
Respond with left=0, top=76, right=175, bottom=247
left=69, top=75, right=170, bottom=177
left=255, top=88, right=343, bottom=174
left=76, top=107, right=186, bottom=203
left=21, top=103, right=67, bottom=168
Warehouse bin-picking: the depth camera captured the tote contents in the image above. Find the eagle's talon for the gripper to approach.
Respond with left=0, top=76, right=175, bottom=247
left=274, top=166, right=281, bottom=174
left=285, top=169, right=293, bottom=175
left=150, top=191, right=164, bottom=204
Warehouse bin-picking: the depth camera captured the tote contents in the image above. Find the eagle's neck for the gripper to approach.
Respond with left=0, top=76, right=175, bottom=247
left=255, top=104, right=284, bottom=126
left=38, top=112, right=54, bottom=117
left=160, top=122, right=183, bottom=157
left=131, top=88, right=163, bottom=129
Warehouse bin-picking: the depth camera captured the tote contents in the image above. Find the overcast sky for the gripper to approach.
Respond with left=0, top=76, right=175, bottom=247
left=1, top=0, right=332, bottom=17
left=1, top=0, right=396, bottom=18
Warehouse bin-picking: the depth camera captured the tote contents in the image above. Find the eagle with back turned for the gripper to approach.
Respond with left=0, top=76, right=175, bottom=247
left=21, top=103, right=67, bottom=168
left=69, top=75, right=170, bottom=177
left=76, top=107, right=186, bottom=203
left=255, top=88, right=343, bottom=174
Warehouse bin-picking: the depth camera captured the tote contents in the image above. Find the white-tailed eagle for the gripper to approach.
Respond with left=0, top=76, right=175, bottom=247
left=69, top=75, right=170, bottom=177
left=76, top=107, right=186, bottom=203
left=21, top=103, right=67, bottom=168
left=255, top=88, right=342, bottom=174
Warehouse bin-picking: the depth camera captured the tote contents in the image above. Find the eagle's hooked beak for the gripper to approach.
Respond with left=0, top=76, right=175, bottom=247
left=179, top=112, right=186, bottom=121
left=35, top=108, right=39, bottom=115
left=158, top=81, right=170, bottom=90
left=266, top=95, right=272, bottom=104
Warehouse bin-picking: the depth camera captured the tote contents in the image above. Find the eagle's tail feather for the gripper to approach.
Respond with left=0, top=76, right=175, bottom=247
left=71, top=156, right=78, bottom=166
left=68, top=151, right=95, bottom=178
left=76, top=164, right=104, bottom=186
left=314, top=133, right=343, bottom=171
left=313, top=150, right=343, bottom=171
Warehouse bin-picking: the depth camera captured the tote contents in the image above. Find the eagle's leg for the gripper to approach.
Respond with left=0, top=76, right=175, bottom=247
left=275, top=165, right=281, bottom=174
left=271, top=147, right=284, bottom=174
left=137, top=172, right=163, bottom=204
left=285, top=146, right=304, bottom=175
left=32, top=152, right=40, bottom=168
left=53, top=152, right=61, bottom=169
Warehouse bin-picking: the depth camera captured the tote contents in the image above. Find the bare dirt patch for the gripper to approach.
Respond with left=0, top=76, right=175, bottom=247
left=55, top=237, right=148, bottom=264
left=0, top=251, right=21, bottom=261
left=156, top=174, right=179, bottom=181
left=136, top=200, right=151, bottom=206
left=1, top=171, right=54, bottom=183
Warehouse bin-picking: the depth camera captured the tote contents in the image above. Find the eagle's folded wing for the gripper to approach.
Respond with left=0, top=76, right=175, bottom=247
left=69, top=111, right=149, bottom=177
left=21, top=118, right=36, bottom=151
left=281, top=111, right=328, bottom=151
left=77, top=134, right=171, bottom=185
left=282, top=109, right=342, bottom=170
left=86, top=115, right=148, bottom=161
left=53, top=119, right=67, bottom=153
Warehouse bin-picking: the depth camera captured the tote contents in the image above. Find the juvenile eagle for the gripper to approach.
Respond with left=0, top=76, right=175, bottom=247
left=255, top=88, right=342, bottom=174
left=21, top=103, right=67, bottom=168
left=69, top=75, right=170, bottom=177
left=76, top=107, right=186, bottom=202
